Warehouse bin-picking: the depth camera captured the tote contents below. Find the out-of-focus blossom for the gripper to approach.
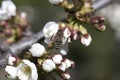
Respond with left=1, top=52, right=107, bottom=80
left=0, top=0, right=16, bottom=20
left=80, top=34, right=92, bottom=46
left=98, top=3, right=120, bottom=39
left=48, top=0, right=64, bottom=5
left=42, top=59, right=56, bottom=72
left=29, top=43, right=45, bottom=57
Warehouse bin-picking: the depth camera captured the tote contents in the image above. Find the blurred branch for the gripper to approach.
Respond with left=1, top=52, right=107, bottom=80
left=0, top=31, right=44, bottom=67
left=0, top=0, right=113, bottom=67
left=92, top=0, right=112, bottom=11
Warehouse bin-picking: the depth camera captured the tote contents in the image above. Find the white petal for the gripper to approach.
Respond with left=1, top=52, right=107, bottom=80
left=42, top=59, right=56, bottom=72
left=17, top=63, right=30, bottom=80
left=8, top=55, right=17, bottom=65
left=43, top=21, right=59, bottom=38
left=23, top=60, right=38, bottom=80
left=64, top=59, right=71, bottom=68
left=58, top=62, right=67, bottom=72
left=61, top=73, right=71, bottom=79
left=52, top=54, right=63, bottom=64
left=81, top=34, right=92, bottom=46
left=17, top=60, right=38, bottom=80
left=2, top=0, right=16, bottom=16
left=29, top=43, right=45, bottom=57
left=0, top=9, right=9, bottom=20
left=63, top=27, right=71, bottom=38
left=5, top=66, right=17, bottom=79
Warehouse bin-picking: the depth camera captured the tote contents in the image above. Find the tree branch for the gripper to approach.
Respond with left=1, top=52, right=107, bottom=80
left=92, top=0, right=112, bottom=11
left=0, top=0, right=113, bottom=67
left=0, top=31, right=44, bottom=67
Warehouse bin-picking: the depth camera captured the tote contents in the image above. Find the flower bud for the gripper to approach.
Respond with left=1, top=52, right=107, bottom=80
left=57, top=62, right=67, bottom=72
left=94, top=24, right=106, bottom=31
left=42, top=59, right=56, bottom=72
left=70, top=30, right=78, bottom=41
left=52, top=54, right=63, bottom=64
left=80, top=34, right=92, bottom=46
left=63, top=59, right=71, bottom=68
left=8, top=55, right=17, bottom=65
left=29, top=43, right=45, bottom=57
left=61, top=72, right=71, bottom=80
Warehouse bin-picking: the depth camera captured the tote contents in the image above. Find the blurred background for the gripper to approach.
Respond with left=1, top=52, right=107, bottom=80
left=0, top=0, right=120, bottom=80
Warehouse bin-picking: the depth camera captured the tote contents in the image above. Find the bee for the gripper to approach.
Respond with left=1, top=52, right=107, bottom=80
left=50, top=29, right=64, bottom=49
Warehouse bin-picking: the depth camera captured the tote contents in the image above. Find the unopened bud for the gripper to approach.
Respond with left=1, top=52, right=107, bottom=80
left=61, top=72, right=71, bottom=80
left=80, top=34, right=92, bottom=46
left=52, top=54, right=63, bottom=64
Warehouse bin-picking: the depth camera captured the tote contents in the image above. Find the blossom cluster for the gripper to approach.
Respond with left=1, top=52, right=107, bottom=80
left=0, top=0, right=31, bottom=44
left=45, top=0, right=106, bottom=47
left=5, top=43, right=74, bottom=80
left=3, top=0, right=106, bottom=80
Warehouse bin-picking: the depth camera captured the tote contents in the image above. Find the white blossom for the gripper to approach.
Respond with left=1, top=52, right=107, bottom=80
left=64, top=59, right=71, bottom=68
left=29, top=43, right=45, bottom=57
left=43, top=21, right=59, bottom=44
left=61, top=73, right=71, bottom=80
left=5, top=66, right=17, bottom=79
left=8, top=55, right=17, bottom=65
left=58, top=62, right=67, bottom=72
left=48, top=0, right=64, bottom=5
left=17, top=60, right=38, bottom=80
left=0, top=0, right=16, bottom=20
left=42, top=59, right=56, bottom=72
left=81, top=34, right=92, bottom=46
left=52, top=54, right=63, bottom=64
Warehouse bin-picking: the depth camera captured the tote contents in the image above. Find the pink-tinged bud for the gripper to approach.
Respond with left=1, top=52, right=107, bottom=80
left=4, top=29, right=13, bottom=36
left=57, top=62, right=67, bottom=72
left=70, top=60, right=75, bottom=68
left=91, top=16, right=105, bottom=24
left=80, top=34, right=92, bottom=46
left=63, top=59, right=71, bottom=68
left=42, top=59, right=56, bottom=72
left=61, top=72, right=71, bottom=80
left=70, top=30, right=78, bottom=41
left=52, top=54, right=63, bottom=64
left=8, top=55, right=17, bottom=65
left=0, top=21, right=7, bottom=27
left=94, top=24, right=106, bottom=31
